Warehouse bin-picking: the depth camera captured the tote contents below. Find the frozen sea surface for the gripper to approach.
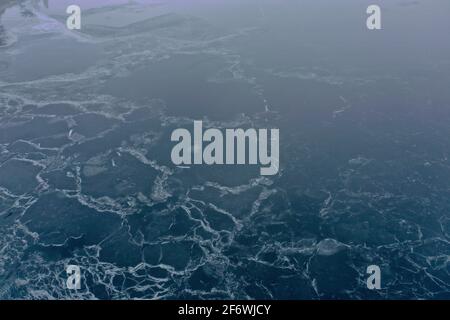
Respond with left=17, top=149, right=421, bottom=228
left=0, top=0, right=449, bottom=299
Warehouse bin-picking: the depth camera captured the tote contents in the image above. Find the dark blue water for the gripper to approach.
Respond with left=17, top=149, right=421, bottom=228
left=0, top=0, right=449, bottom=299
